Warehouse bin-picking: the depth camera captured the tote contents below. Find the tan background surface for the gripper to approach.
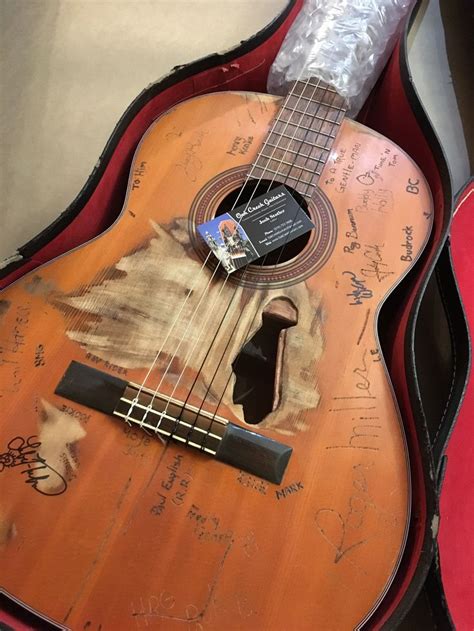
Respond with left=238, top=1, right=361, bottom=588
left=0, top=0, right=471, bottom=262
left=0, top=0, right=287, bottom=262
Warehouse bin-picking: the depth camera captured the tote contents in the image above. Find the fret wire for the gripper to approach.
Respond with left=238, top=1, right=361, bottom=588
left=292, top=81, right=346, bottom=108
left=284, top=83, right=341, bottom=161
left=298, top=80, right=338, bottom=93
left=119, top=396, right=223, bottom=440
left=269, top=132, right=330, bottom=147
left=279, top=101, right=341, bottom=126
left=262, top=146, right=328, bottom=166
left=252, top=166, right=320, bottom=183
left=311, top=99, right=342, bottom=112
left=274, top=121, right=336, bottom=139
left=253, top=79, right=347, bottom=190
left=303, top=84, right=340, bottom=182
left=114, top=411, right=219, bottom=455
left=287, top=92, right=345, bottom=113
left=302, top=180, right=313, bottom=197
left=282, top=104, right=343, bottom=123
left=256, top=155, right=320, bottom=175
left=265, top=140, right=329, bottom=154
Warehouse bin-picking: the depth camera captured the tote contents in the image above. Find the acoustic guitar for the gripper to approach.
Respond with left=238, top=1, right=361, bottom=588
left=0, top=76, right=432, bottom=630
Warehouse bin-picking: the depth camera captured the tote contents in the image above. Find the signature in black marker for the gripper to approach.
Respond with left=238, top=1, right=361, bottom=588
left=353, top=349, right=372, bottom=396
left=175, top=130, right=208, bottom=182
left=0, top=435, right=67, bottom=496
left=361, top=244, right=394, bottom=283
left=342, top=271, right=373, bottom=306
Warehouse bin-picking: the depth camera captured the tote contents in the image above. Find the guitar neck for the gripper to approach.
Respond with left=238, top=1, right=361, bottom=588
left=252, top=79, right=347, bottom=198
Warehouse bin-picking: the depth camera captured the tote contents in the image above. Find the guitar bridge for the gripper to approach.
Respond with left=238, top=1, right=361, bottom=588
left=55, top=361, right=292, bottom=484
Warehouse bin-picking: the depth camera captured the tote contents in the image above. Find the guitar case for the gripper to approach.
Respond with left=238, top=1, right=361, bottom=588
left=0, top=1, right=469, bottom=629
left=437, top=179, right=474, bottom=631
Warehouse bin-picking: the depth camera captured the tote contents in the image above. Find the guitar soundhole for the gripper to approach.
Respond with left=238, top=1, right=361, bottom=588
left=232, top=297, right=298, bottom=424
left=215, top=180, right=311, bottom=266
left=189, top=166, right=337, bottom=288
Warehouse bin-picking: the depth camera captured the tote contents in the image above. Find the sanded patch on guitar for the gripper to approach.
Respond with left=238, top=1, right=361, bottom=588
left=53, top=219, right=324, bottom=435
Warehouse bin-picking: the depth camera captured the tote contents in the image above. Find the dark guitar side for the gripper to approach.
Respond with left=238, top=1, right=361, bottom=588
left=0, top=92, right=432, bottom=630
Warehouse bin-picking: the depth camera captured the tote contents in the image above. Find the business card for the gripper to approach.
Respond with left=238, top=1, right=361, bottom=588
left=197, top=185, right=315, bottom=273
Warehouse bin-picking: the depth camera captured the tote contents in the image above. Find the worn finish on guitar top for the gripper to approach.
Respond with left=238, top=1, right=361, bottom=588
left=0, top=92, right=432, bottom=630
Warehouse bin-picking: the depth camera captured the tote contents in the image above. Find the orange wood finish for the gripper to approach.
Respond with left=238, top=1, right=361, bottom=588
left=0, top=92, right=432, bottom=630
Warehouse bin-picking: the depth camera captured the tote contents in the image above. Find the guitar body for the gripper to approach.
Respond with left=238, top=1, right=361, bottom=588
left=0, top=92, right=432, bottom=630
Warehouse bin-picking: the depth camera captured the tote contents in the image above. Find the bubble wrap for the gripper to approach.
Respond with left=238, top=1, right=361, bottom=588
left=267, top=0, right=414, bottom=117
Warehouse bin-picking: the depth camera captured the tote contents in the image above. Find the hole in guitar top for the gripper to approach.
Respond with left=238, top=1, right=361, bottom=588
left=232, top=297, right=298, bottom=424
left=215, top=179, right=311, bottom=265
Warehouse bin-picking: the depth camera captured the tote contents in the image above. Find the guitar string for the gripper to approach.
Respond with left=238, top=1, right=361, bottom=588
left=168, top=82, right=343, bottom=447
left=173, top=81, right=342, bottom=445
left=127, top=80, right=342, bottom=448
left=123, top=74, right=318, bottom=429
left=206, top=86, right=345, bottom=437
left=132, top=80, right=342, bottom=444
left=141, top=77, right=325, bottom=435
left=181, top=83, right=344, bottom=449
left=128, top=77, right=327, bottom=434
left=123, top=250, right=213, bottom=431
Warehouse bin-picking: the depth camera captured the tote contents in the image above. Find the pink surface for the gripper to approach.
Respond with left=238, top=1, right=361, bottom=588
left=439, top=181, right=474, bottom=631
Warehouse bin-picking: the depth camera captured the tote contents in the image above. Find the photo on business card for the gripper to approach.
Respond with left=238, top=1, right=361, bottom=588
left=197, top=213, right=260, bottom=273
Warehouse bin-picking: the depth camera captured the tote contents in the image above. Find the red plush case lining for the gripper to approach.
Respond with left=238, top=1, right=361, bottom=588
left=439, top=181, right=474, bottom=631
left=0, top=1, right=453, bottom=628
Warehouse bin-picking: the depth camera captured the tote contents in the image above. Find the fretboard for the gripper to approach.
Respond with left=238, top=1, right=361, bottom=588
left=252, top=79, right=347, bottom=198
